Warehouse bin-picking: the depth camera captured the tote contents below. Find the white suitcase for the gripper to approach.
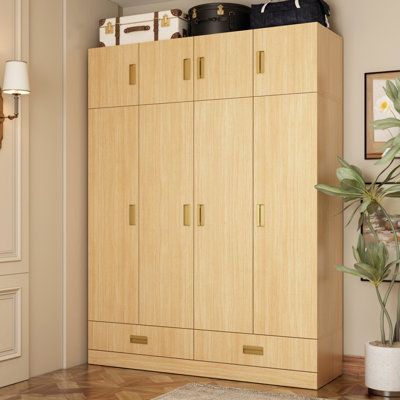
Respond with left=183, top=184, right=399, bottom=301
left=99, top=10, right=189, bottom=47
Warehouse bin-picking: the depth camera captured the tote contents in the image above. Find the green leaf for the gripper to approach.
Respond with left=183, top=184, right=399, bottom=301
left=360, top=199, right=371, bottom=213
left=336, top=265, right=363, bottom=278
left=377, top=144, right=400, bottom=165
left=373, top=118, right=400, bottom=130
left=336, top=167, right=365, bottom=186
left=382, top=184, right=400, bottom=196
left=385, top=80, right=398, bottom=101
left=315, top=184, right=360, bottom=198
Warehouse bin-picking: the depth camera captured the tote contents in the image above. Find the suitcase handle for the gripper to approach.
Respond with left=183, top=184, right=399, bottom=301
left=261, top=0, right=301, bottom=13
left=124, top=25, right=151, bottom=34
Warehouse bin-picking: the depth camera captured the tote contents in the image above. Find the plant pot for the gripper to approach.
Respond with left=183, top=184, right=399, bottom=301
left=365, top=341, right=400, bottom=397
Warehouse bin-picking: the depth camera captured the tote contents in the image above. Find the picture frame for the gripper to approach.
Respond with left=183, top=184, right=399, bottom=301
left=361, top=183, right=400, bottom=282
left=365, top=70, right=400, bottom=160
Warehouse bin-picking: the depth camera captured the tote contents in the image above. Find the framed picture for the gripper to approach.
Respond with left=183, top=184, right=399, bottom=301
left=365, top=70, right=400, bottom=160
left=362, top=183, right=400, bottom=282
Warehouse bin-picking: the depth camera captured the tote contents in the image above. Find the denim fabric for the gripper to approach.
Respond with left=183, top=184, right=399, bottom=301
left=251, top=0, right=330, bottom=29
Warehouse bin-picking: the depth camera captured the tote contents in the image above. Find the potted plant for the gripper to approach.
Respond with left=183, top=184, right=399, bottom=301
left=315, top=78, right=400, bottom=396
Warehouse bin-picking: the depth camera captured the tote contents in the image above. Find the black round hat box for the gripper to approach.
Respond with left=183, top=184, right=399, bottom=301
left=189, top=3, right=251, bottom=36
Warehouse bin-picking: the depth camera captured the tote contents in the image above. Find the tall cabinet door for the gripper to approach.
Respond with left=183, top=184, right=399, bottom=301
left=254, top=24, right=318, bottom=96
left=89, top=107, right=139, bottom=324
left=139, top=38, right=193, bottom=104
left=254, top=94, right=318, bottom=339
left=139, top=102, right=193, bottom=328
left=194, top=98, right=253, bottom=333
left=194, top=31, right=253, bottom=101
left=89, top=45, right=139, bottom=108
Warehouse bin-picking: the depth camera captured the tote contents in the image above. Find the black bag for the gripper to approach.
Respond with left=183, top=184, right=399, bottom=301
left=189, top=3, right=251, bottom=36
left=250, top=0, right=330, bottom=29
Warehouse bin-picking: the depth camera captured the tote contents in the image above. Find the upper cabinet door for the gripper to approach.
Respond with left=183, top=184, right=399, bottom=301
left=254, top=23, right=318, bottom=96
left=194, top=98, right=253, bottom=333
left=254, top=94, right=318, bottom=339
left=89, top=45, right=139, bottom=108
left=139, top=38, right=193, bottom=104
left=88, top=106, right=139, bottom=324
left=139, top=102, right=193, bottom=329
left=194, top=31, right=253, bottom=101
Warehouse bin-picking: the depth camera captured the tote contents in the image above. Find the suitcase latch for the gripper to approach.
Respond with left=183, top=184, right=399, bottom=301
left=217, top=4, right=225, bottom=16
left=105, top=21, right=114, bottom=35
left=161, top=14, right=170, bottom=27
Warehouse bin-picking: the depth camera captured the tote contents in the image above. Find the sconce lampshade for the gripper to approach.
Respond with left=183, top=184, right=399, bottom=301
left=2, top=60, right=30, bottom=95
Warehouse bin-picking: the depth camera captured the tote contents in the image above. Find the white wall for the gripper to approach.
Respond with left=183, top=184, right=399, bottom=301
left=123, top=0, right=400, bottom=357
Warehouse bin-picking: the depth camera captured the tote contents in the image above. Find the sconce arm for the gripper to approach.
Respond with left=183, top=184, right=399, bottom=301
left=0, top=94, right=20, bottom=123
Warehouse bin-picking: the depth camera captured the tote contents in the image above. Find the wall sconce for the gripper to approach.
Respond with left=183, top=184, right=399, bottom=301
left=0, top=60, right=30, bottom=149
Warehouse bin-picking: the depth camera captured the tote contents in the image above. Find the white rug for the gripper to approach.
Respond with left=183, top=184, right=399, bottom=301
left=154, top=384, right=322, bottom=400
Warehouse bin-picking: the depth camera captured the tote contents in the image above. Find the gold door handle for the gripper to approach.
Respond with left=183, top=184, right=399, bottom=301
left=197, top=204, right=204, bottom=226
left=129, top=204, right=136, bottom=226
left=130, top=335, right=148, bottom=345
left=183, top=58, right=191, bottom=81
left=129, top=64, right=136, bottom=85
left=256, top=51, right=265, bottom=74
left=183, top=204, right=191, bottom=226
left=257, top=204, right=265, bottom=227
left=197, top=57, right=205, bottom=79
left=243, top=345, right=264, bottom=356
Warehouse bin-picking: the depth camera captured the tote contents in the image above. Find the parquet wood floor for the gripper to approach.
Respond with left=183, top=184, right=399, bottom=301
left=0, top=364, right=372, bottom=400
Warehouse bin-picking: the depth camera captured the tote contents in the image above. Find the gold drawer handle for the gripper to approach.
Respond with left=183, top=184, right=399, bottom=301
left=197, top=57, right=205, bottom=79
left=129, top=64, right=136, bottom=85
left=256, top=51, right=265, bottom=74
left=129, top=204, right=136, bottom=226
left=130, top=335, right=148, bottom=345
left=183, top=204, right=191, bottom=226
left=243, top=345, right=264, bottom=356
left=257, top=204, right=265, bottom=227
left=183, top=58, right=191, bottom=81
left=197, top=204, right=204, bottom=226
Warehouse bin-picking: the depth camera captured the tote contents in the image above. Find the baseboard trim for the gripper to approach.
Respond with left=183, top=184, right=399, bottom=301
left=343, top=355, right=364, bottom=377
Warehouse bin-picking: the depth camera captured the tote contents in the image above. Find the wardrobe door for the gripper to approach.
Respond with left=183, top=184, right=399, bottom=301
left=88, top=45, right=139, bottom=108
left=254, top=24, right=318, bottom=96
left=254, top=94, right=318, bottom=339
left=194, top=30, right=253, bottom=101
left=194, top=98, right=253, bottom=333
left=88, top=107, right=139, bottom=324
left=139, top=102, right=193, bottom=328
left=139, top=38, right=193, bottom=104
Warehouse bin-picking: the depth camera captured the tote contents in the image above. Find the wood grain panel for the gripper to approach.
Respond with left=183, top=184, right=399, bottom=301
left=139, top=102, right=193, bottom=328
left=88, top=45, right=139, bottom=108
left=88, top=107, right=138, bottom=324
left=194, top=31, right=253, bottom=100
left=194, top=330, right=317, bottom=372
left=317, top=95, right=343, bottom=387
left=254, top=94, right=318, bottom=339
left=89, top=322, right=193, bottom=360
left=254, top=23, right=318, bottom=96
left=194, top=98, right=253, bottom=333
left=139, top=38, right=193, bottom=104
left=89, top=350, right=318, bottom=389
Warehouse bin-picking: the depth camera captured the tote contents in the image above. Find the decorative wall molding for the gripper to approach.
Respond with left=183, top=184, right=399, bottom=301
left=0, top=287, right=21, bottom=361
left=0, top=0, right=22, bottom=263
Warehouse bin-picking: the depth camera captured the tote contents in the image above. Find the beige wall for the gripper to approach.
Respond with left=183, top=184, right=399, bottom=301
left=29, top=0, right=119, bottom=377
left=122, top=0, right=400, bottom=357
left=0, top=0, right=30, bottom=387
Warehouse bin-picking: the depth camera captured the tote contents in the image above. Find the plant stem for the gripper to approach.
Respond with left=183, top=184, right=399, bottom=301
left=375, top=285, right=393, bottom=345
left=380, top=206, right=400, bottom=344
left=366, top=215, right=386, bottom=341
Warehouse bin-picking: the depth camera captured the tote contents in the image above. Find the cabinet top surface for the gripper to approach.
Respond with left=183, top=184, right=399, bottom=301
left=88, top=22, right=342, bottom=52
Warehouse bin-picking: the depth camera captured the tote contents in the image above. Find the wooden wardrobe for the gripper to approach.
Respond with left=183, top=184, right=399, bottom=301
left=88, top=22, right=343, bottom=390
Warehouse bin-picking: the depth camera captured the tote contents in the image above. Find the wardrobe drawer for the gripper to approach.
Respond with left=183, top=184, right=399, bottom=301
left=194, top=330, right=317, bottom=372
left=89, top=322, right=193, bottom=359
